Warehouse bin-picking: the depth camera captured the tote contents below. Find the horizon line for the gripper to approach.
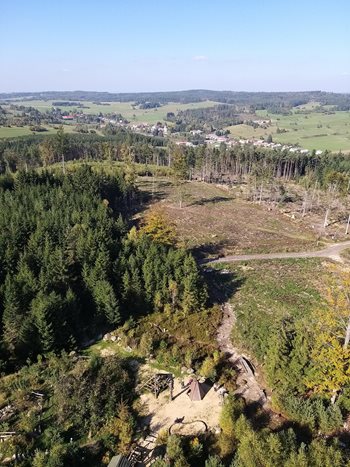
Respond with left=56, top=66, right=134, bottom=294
left=1, top=88, right=349, bottom=96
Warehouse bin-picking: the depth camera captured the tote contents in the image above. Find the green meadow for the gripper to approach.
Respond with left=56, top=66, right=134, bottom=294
left=0, top=124, right=82, bottom=139
left=2, top=99, right=218, bottom=124
left=227, top=106, right=350, bottom=152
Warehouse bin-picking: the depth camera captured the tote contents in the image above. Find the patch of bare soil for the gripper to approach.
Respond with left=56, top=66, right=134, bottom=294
left=139, top=377, right=222, bottom=435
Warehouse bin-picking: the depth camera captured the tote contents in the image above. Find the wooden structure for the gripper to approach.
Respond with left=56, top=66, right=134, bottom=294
left=0, top=432, right=16, bottom=442
left=188, top=380, right=210, bottom=401
left=127, top=433, right=157, bottom=465
left=138, top=373, right=174, bottom=399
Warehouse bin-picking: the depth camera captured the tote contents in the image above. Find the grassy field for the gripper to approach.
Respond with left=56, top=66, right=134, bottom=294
left=137, top=176, right=319, bottom=257
left=0, top=126, right=58, bottom=138
left=209, top=258, right=327, bottom=376
left=227, top=107, right=350, bottom=152
left=0, top=123, right=91, bottom=139
left=2, top=99, right=218, bottom=124
left=46, top=164, right=346, bottom=249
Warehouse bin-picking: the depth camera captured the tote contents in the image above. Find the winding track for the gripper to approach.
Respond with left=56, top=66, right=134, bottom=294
left=208, top=240, right=350, bottom=264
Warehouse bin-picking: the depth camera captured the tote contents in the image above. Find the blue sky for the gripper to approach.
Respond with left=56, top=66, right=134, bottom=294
left=1, top=0, right=350, bottom=92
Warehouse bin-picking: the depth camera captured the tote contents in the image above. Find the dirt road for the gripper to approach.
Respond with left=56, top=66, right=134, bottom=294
left=209, top=240, right=350, bottom=264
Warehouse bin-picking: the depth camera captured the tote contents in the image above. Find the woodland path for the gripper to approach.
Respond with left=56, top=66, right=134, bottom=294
left=209, top=240, right=350, bottom=265
left=217, top=302, right=268, bottom=407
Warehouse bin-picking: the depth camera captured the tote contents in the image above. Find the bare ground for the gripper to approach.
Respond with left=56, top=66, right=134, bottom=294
left=139, top=377, right=222, bottom=435
left=137, top=178, right=321, bottom=257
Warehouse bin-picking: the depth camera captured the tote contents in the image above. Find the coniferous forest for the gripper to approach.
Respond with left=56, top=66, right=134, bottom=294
left=0, top=167, right=205, bottom=370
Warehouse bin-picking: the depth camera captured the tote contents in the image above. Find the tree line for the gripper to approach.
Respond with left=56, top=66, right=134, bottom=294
left=4, top=129, right=350, bottom=190
left=2, top=90, right=350, bottom=107
left=0, top=129, right=166, bottom=173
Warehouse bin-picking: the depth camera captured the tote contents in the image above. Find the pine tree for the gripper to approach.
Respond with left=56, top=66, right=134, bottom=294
left=31, top=291, right=56, bottom=353
left=182, top=255, right=206, bottom=314
left=2, top=275, right=32, bottom=358
left=205, top=455, right=224, bottom=467
left=93, top=280, right=120, bottom=325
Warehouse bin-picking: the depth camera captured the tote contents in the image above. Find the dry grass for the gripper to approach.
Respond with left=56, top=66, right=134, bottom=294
left=137, top=177, right=319, bottom=258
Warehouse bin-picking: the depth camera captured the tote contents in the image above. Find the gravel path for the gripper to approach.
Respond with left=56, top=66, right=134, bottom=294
left=209, top=240, right=350, bottom=264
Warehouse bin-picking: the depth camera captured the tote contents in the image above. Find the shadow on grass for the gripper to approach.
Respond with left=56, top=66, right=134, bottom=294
left=244, top=401, right=271, bottom=430
left=191, top=240, right=230, bottom=262
left=137, top=184, right=170, bottom=206
left=129, top=180, right=173, bottom=230
left=188, top=195, right=234, bottom=206
left=273, top=418, right=313, bottom=445
left=202, top=267, right=245, bottom=305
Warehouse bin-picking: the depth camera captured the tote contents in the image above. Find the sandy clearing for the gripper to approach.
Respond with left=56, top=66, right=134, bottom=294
left=139, top=377, right=222, bottom=435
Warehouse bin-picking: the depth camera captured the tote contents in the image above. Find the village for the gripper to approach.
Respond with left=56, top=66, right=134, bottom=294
left=96, top=113, right=325, bottom=155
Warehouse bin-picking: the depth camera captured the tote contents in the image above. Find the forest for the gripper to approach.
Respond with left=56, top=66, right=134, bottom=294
left=0, top=129, right=165, bottom=173
left=167, top=105, right=243, bottom=133
left=0, top=166, right=205, bottom=371
left=2, top=90, right=350, bottom=109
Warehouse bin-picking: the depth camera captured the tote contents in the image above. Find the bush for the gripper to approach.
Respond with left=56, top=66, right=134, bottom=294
left=200, top=356, right=217, bottom=380
left=218, top=396, right=244, bottom=457
left=205, top=455, right=224, bottom=467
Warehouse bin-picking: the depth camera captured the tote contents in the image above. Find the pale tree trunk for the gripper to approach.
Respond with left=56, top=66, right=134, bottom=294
left=346, top=214, right=350, bottom=235
left=259, top=183, right=263, bottom=204
left=152, top=173, right=155, bottom=198
left=344, top=314, right=350, bottom=350
left=323, top=208, right=329, bottom=228
left=62, top=154, right=66, bottom=175
left=331, top=390, right=338, bottom=404
left=302, top=191, right=308, bottom=217
left=253, top=177, right=257, bottom=202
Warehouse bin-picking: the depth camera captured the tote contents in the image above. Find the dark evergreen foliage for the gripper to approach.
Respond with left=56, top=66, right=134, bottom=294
left=0, top=166, right=206, bottom=369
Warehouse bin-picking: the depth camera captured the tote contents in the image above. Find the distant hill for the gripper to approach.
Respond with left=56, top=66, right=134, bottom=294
left=1, top=89, right=350, bottom=109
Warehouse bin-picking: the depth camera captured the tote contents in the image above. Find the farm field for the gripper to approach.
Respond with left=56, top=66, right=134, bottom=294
left=0, top=124, right=82, bottom=139
left=227, top=108, right=350, bottom=152
left=137, top=176, right=320, bottom=257
left=1, top=99, right=218, bottom=124
left=0, top=126, right=44, bottom=138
